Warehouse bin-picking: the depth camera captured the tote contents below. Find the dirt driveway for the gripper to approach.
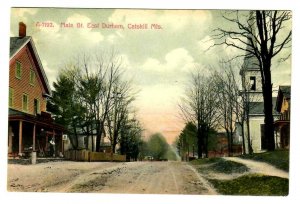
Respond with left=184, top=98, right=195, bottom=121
left=7, top=161, right=217, bottom=195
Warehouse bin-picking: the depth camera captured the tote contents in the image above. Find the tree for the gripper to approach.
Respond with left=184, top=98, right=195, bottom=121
left=179, top=69, right=219, bottom=158
left=176, top=122, right=197, bottom=160
left=119, top=117, right=143, bottom=161
left=47, top=72, right=85, bottom=149
left=68, top=50, right=125, bottom=152
left=106, top=80, right=136, bottom=154
left=146, top=133, right=169, bottom=161
left=213, top=10, right=292, bottom=151
left=212, top=64, right=237, bottom=156
left=48, top=49, right=141, bottom=153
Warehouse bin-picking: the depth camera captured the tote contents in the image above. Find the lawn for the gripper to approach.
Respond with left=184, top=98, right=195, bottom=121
left=209, top=174, right=289, bottom=196
left=190, top=152, right=289, bottom=195
left=189, top=157, right=222, bottom=165
left=190, top=157, right=249, bottom=174
left=240, top=150, right=289, bottom=171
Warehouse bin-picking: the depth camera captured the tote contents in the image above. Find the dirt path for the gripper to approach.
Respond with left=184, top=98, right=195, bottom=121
left=7, top=161, right=218, bottom=194
left=223, top=157, right=289, bottom=179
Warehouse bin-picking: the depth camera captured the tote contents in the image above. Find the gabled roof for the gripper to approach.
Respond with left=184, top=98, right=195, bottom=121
left=10, top=36, right=52, bottom=96
left=10, top=36, right=31, bottom=58
left=249, top=97, right=279, bottom=115
left=279, top=86, right=291, bottom=99
left=275, top=86, right=291, bottom=112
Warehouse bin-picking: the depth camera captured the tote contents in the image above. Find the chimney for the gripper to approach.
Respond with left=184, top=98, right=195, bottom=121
left=19, top=22, right=26, bottom=38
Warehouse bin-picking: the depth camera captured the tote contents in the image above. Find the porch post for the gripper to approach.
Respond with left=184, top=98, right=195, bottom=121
left=53, top=129, right=55, bottom=156
left=61, top=131, right=64, bottom=154
left=33, top=123, right=36, bottom=151
left=8, top=126, right=13, bottom=153
left=18, top=120, right=23, bottom=155
left=46, top=134, right=48, bottom=152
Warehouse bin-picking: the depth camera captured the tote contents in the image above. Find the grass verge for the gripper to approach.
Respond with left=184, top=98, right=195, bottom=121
left=240, top=150, right=289, bottom=171
left=209, top=174, right=289, bottom=196
left=190, top=158, right=249, bottom=174
left=189, top=157, right=222, bottom=165
left=209, top=159, right=249, bottom=174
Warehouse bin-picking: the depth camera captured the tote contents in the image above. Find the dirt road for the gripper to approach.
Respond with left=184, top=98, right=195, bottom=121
left=7, top=161, right=217, bottom=194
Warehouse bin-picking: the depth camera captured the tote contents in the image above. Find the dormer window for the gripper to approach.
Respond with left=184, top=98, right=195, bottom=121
left=15, top=61, right=22, bottom=79
left=250, top=76, right=256, bottom=91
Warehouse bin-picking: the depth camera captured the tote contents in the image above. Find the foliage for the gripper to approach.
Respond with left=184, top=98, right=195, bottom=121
left=165, top=147, right=179, bottom=161
left=145, top=133, right=169, bottom=160
left=119, top=118, right=143, bottom=161
left=209, top=174, right=288, bottom=195
left=240, top=150, right=289, bottom=171
left=47, top=74, right=85, bottom=149
left=47, top=49, right=142, bottom=153
left=176, top=122, right=197, bottom=158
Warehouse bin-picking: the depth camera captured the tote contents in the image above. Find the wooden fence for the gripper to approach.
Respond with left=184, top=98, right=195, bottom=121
left=64, top=150, right=126, bottom=162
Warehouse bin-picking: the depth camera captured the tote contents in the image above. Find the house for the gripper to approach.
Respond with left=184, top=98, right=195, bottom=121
left=8, top=22, right=64, bottom=157
left=274, top=86, right=291, bottom=149
left=63, top=128, right=112, bottom=153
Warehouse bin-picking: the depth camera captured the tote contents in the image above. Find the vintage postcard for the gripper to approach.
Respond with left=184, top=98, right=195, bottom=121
left=7, top=6, right=292, bottom=198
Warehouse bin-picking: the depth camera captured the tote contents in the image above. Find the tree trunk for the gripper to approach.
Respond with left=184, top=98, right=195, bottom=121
left=226, top=129, right=231, bottom=156
left=262, top=63, right=275, bottom=151
left=197, top=123, right=202, bottom=159
left=95, top=121, right=103, bottom=152
left=204, top=125, right=209, bottom=158
left=241, top=121, right=246, bottom=154
left=246, top=115, right=253, bottom=154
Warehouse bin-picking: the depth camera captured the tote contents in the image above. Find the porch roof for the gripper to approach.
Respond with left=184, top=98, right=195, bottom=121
left=9, top=108, right=65, bottom=131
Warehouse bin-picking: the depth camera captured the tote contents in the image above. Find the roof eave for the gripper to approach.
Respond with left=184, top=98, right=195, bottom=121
left=28, top=38, right=52, bottom=96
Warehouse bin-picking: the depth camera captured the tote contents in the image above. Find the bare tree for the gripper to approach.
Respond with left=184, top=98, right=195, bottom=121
left=212, top=10, right=291, bottom=151
left=212, top=62, right=237, bottom=156
left=179, top=68, right=219, bottom=158
left=106, top=79, right=136, bottom=153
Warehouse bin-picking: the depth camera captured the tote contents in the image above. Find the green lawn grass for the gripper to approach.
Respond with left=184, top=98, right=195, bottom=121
left=209, top=174, right=289, bottom=196
left=240, top=150, right=289, bottom=171
left=190, top=158, right=249, bottom=174
left=189, top=157, right=222, bottom=165
left=209, top=159, right=249, bottom=174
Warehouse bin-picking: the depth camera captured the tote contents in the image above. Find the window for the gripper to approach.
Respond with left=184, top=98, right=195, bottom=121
left=34, top=98, right=40, bottom=115
left=15, top=61, right=22, bottom=79
left=30, top=69, right=36, bottom=85
left=9, top=88, right=14, bottom=107
left=22, top=94, right=29, bottom=112
left=250, top=76, right=256, bottom=91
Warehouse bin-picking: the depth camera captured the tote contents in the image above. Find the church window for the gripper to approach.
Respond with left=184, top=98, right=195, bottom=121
left=250, top=76, right=256, bottom=91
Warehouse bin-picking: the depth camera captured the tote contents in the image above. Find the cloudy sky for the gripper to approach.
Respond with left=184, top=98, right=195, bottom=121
left=10, top=8, right=292, bottom=144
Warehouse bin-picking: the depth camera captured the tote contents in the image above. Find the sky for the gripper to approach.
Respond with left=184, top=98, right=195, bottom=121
left=10, top=8, right=292, bottom=144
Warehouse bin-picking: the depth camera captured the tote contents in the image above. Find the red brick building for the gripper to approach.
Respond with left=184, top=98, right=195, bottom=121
left=8, top=22, right=64, bottom=157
